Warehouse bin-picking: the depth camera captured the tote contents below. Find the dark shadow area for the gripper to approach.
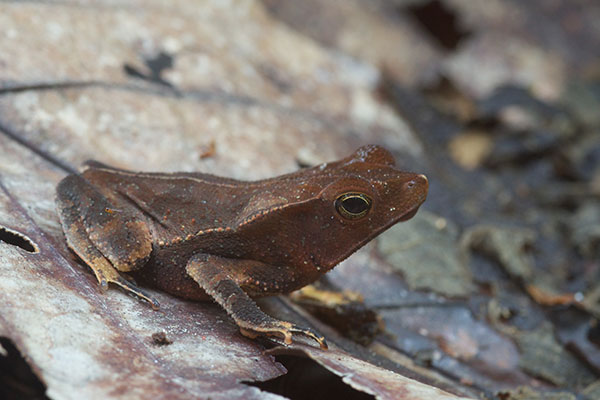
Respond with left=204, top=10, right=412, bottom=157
left=0, top=337, right=48, bottom=400
left=123, top=51, right=175, bottom=88
left=0, top=226, right=37, bottom=253
left=405, top=0, right=471, bottom=50
left=248, top=355, right=374, bottom=400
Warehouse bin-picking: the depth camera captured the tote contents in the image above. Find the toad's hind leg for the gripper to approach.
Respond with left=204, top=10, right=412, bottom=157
left=56, top=175, right=159, bottom=309
left=186, top=254, right=328, bottom=349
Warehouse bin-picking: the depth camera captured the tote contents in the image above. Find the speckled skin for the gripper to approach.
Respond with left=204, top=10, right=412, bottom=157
left=56, top=145, right=428, bottom=348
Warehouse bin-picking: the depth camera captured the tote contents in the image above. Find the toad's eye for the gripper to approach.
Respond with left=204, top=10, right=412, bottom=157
left=335, top=192, right=372, bottom=219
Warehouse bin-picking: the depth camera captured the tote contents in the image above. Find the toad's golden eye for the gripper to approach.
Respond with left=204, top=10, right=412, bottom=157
left=335, top=192, right=372, bottom=219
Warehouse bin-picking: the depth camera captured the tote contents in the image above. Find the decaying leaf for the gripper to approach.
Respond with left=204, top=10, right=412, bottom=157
left=461, top=225, right=536, bottom=281
left=379, top=211, right=472, bottom=297
left=2, top=0, right=599, bottom=399
left=0, top=2, right=475, bottom=399
left=0, top=137, right=288, bottom=399
left=516, top=323, right=596, bottom=388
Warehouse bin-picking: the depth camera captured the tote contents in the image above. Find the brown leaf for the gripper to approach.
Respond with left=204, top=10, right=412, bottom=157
left=268, top=344, right=473, bottom=400
left=0, top=136, right=287, bottom=399
left=0, top=2, right=461, bottom=399
left=525, top=285, right=576, bottom=307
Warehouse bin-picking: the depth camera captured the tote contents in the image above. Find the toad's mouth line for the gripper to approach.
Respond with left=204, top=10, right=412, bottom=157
left=398, top=205, right=420, bottom=222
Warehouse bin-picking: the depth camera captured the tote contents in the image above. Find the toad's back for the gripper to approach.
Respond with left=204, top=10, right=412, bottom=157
left=81, top=164, right=334, bottom=240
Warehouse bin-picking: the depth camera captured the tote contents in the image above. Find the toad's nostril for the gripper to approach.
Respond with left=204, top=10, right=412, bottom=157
left=404, top=174, right=428, bottom=192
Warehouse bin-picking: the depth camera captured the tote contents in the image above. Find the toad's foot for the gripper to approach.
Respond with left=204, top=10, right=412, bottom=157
left=186, top=254, right=328, bottom=350
left=240, top=321, right=328, bottom=349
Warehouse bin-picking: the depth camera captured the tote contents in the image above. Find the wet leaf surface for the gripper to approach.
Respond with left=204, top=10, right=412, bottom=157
left=515, top=323, right=595, bottom=387
left=380, top=211, right=472, bottom=297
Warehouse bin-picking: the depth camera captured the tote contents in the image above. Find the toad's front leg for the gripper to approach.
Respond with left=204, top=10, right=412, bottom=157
left=186, top=254, right=328, bottom=349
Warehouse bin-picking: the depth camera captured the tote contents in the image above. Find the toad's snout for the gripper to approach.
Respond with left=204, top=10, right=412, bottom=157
left=405, top=174, right=428, bottom=203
